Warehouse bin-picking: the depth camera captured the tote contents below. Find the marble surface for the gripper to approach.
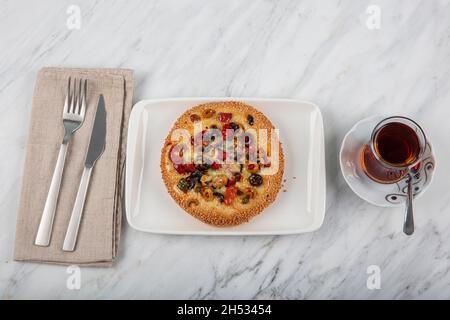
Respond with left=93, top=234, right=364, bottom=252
left=1, top=0, right=450, bottom=299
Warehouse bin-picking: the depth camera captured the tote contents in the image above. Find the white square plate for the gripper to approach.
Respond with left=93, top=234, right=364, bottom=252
left=125, top=98, right=326, bottom=235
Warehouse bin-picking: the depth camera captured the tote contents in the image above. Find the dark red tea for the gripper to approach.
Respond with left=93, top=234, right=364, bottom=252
left=361, top=122, right=421, bottom=184
left=374, top=122, right=421, bottom=166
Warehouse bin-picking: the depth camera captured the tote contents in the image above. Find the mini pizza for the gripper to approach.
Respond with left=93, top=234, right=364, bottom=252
left=160, top=101, right=284, bottom=227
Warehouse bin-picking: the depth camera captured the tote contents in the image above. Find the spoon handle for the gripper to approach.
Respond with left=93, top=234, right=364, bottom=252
left=403, top=174, right=414, bottom=235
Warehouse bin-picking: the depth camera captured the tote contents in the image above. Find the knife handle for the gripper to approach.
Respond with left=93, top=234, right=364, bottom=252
left=35, top=142, right=68, bottom=246
left=63, top=166, right=92, bottom=252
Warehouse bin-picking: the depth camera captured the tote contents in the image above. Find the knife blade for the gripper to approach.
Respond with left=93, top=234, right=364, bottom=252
left=63, top=94, right=107, bottom=251
left=85, top=94, right=107, bottom=167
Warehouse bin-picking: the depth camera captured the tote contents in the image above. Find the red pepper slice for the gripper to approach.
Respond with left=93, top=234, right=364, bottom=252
left=218, top=112, right=232, bottom=123
left=173, top=163, right=195, bottom=174
left=221, top=123, right=232, bottom=139
left=226, top=177, right=236, bottom=187
left=211, top=162, right=222, bottom=170
left=173, top=163, right=186, bottom=174
left=224, top=186, right=238, bottom=205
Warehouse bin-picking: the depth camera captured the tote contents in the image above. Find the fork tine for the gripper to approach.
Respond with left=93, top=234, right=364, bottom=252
left=79, top=78, right=83, bottom=114
left=80, top=79, right=87, bottom=118
left=69, top=78, right=74, bottom=113
left=64, top=77, right=71, bottom=114
left=74, top=78, right=82, bottom=114
left=70, top=78, right=78, bottom=114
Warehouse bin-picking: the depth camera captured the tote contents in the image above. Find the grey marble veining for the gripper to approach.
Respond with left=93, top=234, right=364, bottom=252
left=1, top=0, right=450, bottom=299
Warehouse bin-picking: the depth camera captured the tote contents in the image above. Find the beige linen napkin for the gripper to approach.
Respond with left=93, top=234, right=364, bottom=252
left=14, top=67, right=134, bottom=267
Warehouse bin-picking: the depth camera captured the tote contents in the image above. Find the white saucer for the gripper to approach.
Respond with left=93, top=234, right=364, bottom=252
left=339, top=116, right=436, bottom=207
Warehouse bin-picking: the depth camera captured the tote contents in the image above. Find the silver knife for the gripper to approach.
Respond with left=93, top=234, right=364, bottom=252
left=63, top=94, right=107, bottom=252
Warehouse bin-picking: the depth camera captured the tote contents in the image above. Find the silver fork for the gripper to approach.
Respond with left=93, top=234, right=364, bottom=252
left=35, top=77, right=87, bottom=247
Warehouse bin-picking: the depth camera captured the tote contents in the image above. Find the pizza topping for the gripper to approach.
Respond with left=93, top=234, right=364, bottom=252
left=202, top=188, right=214, bottom=201
left=221, top=123, right=231, bottom=139
left=224, top=186, right=238, bottom=205
left=211, top=162, right=222, bottom=170
left=195, top=163, right=211, bottom=172
left=226, top=175, right=237, bottom=187
left=200, top=174, right=212, bottom=185
left=244, top=187, right=256, bottom=198
left=247, top=114, right=254, bottom=125
left=218, top=112, right=232, bottom=123
left=187, top=199, right=200, bottom=207
left=190, top=114, right=201, bottom=122
left=212, top=175, right=228, bottom=189
left=227, top=171, right=242, bottom=187
left=246, top=163, right=260, bottom=173
left=173, top=163, right=196, bottom=174
left=213, top=192, right=225, bottom=203
left=189, top=170, right=203, bottom=183
left=169, top=109, right=272, bottom=207
left=177, top=177, right=195, bottom=193
left=202, top=109, right=216, bottom=118
left=183, top=163, right=196, bottom=173
left=173, top=164, right=185, bottom=174
left=229, top=122, right=240, bottom=131
left=249, top=173, right=263, bottom=187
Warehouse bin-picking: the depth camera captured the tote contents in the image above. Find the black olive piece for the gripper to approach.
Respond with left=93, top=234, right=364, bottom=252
left=185, top=176, right=197, bottom=189
left=248, top=173, right=263, bottom=187
left=177, top=178, right=190, bottom=193
left=190, top=170, right=203, bottom=180
left=247, top=114, right=254, bottom=125
left=229, top=122, right=240, bottom=131
left=195, top=164, right=210, bottom=172
left=234, top=172, right=242, bottom=181
left=213, top=192, right=225, bottom=202
left=240, top=164, right=243, bottom=173
left=241, top=195, right=250, bottom=204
